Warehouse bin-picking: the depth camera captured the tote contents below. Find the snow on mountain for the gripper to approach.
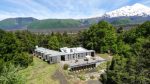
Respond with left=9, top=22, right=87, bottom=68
left=104, top=3, right=150, bottom=18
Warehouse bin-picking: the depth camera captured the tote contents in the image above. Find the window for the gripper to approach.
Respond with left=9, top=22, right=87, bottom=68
left=50, top=57, right=52, bottom=61
left=61, top=55, right=65, bottom=61
left=68, top=55, right=70, bottom=60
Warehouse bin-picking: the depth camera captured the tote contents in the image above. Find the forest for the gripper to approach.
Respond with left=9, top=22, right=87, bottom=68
left=0, top=21, right=149, bottom=84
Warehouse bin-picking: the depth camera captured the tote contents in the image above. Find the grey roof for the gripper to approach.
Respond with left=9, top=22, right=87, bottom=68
left=35, top=47, right=66, bottom=56
left=35, top=47, right=95, bottom=57
left=60, top=47, right=95, bottom=54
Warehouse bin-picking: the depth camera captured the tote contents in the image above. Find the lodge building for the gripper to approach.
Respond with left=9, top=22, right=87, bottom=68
left=34, top=46, right=105, bottom=71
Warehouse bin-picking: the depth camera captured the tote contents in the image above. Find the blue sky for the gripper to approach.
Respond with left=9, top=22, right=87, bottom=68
left=0, top=0, right=150, bottom=20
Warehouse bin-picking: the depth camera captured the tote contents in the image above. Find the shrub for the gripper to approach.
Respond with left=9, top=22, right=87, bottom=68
left=13, top=52, right=33, bottom=68
left=0, top=63, right=25, bottom=84
left=63, top=64, right=69, bottom=70
left=90, top=75, right=95, bottom=79
left=78, top=75, right=86, bottom=80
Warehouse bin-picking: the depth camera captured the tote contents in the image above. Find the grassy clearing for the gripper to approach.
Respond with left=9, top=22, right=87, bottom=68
left=96, top=53, right=113, bottom=72
left=97, top=53, right=112, bottom=61
left=19, top=57, right=59, bottom=84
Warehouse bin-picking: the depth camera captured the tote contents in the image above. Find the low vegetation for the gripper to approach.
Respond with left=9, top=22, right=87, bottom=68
left=90, top=75, right=95, bottom=79
left=63, top=64, right=69, bottom=70
left=19, top=57, right=59, bottom=84
left=98, top=53, right=112, bottom=61
left=96, top=62, right=108, bottom=71
left=78, top=75, right=86, bottom=81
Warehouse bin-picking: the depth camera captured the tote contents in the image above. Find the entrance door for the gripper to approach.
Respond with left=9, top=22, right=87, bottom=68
left=61, top=55, right=65, bottom=61
left=91, top=52, right=95, bottom=57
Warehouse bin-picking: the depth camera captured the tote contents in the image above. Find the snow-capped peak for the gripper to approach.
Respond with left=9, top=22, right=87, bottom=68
left=104, top=3, right=150, bottom=18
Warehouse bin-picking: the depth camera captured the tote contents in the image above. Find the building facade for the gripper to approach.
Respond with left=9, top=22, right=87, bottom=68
left=34, top=46, right=105, bottom=71
left=34, top=47, right=95, bottom=63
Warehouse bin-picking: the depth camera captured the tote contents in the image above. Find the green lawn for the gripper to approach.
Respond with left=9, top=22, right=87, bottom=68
left=19, top=57, right=59, bottom=84
left=97, top=53, right=112, bottom=61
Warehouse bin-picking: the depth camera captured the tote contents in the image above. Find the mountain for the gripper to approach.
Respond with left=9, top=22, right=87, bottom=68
left=82, top=3, right=150, bottom=26
left=0, top=17, right=37, bottom=30
left=103, top=3, right=150, bottom=18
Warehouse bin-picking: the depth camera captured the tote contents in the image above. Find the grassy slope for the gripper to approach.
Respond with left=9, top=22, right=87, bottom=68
left=0, top=18, right=37, bottom=29
left=97, top=53, right=112, bottom=61
left=19, top=57, right=59, bottom=84
left=28, top=19, right=81, bottom=29
left=0, top=19, right=16, bottom=28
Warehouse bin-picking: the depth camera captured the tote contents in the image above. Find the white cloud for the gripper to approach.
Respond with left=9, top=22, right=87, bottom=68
left=0, top=0, right=149, bottom=20
left=0, top=0, right=106, bottom=20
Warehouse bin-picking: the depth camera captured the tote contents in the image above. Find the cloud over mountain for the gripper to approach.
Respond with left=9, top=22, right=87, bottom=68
left=0, top=0, right=150, bottom=20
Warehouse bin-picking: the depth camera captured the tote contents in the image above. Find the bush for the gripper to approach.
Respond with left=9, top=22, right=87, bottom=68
left=63, top=64, right=69, bottom=70
left=78, top=75, right=86, bottom=80
left=0, top=63, right=25, bottom=84
left=90, top=75, right=95, bottom=79
left=13, top=52, right=33, bottom=68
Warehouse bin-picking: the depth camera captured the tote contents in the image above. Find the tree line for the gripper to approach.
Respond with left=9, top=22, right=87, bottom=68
left=79, top=21, right=149, bottom=84
left=0, top=29, right=80, bottom=83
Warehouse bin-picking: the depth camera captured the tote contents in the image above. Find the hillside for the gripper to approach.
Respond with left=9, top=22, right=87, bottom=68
left=82, top=16, right=150, bottom=26
left=19, top=57, right=59, bottom=84
left=27, top=19, right=82, bottom=29
left=0, top=17, right=37, bottom=30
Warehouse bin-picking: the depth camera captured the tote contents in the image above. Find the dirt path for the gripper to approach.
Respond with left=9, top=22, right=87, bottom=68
left=87, top=80, right=102, bottom=84
left=52, top=69, right=69, bottom=84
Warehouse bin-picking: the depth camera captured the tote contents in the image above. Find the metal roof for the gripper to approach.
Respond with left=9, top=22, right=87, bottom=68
left=35, top=46, right=95, bottom=57
left=60, top=47, right=94, bottom=54
left=35, top=47, right=66, bottom=56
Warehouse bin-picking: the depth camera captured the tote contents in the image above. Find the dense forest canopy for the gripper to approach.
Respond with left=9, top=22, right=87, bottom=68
left=101, top=21, right=150, bottom=84
left=0, top=21, right=149, bottom=84
left=79, top=21, right=117, bottom=53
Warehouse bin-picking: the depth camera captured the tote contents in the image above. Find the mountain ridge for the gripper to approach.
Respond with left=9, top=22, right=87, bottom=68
left=0, top=3, right=150, bottom=30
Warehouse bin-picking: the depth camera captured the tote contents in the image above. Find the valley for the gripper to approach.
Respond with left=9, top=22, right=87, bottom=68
left=0, top=2, right=150, bottom=84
